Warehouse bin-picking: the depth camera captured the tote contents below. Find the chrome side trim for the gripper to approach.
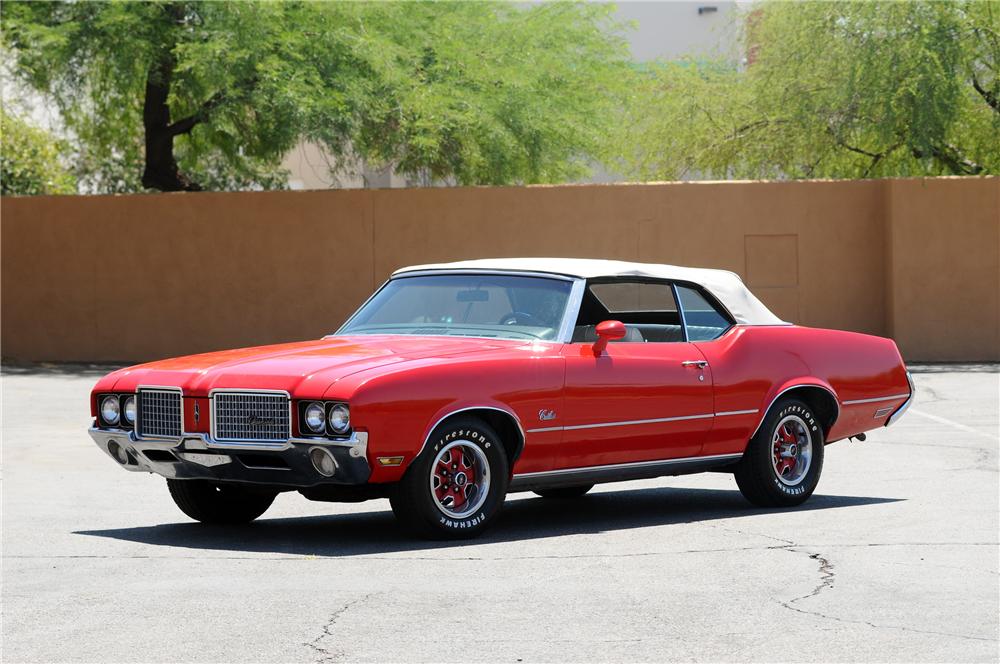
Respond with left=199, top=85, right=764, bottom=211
left=749, top=383, right=841, bottom=440
left=526, top=425, right=563, bottom=434
left=565, top=413, right=714, bottom=430
left=841, top=393, right=910, bottom=406
left=525, top=412, right=714, bottom=434
left=417, top=405, right=527, bottom=460
left=512, top=452, right=743, bottom=480
left=714, top=409, right=759, bottom=417
left=885, top=372, right=915, bottom=427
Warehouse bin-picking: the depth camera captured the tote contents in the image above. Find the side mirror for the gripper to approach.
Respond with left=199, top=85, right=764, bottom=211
left=592, top=320, right=626, bottom=356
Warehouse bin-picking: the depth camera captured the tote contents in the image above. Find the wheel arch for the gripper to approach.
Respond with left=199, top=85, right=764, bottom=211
left=751, top=382, right=840, bottom=442
left=419, top=405, right=526, bottom=471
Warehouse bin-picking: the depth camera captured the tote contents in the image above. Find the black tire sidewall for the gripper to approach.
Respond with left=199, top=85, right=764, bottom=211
left=167, top=479, right=276, bottom=524
left=755, top=400, right=825, bottom=500
left=396, top=418, right=509, bottom=537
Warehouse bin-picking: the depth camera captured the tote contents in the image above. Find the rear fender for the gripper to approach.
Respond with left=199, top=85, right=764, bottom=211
left=751, top=379, right=841, bottom=442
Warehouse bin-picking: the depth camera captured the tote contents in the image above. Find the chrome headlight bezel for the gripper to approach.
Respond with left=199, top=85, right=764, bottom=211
left=327, top=403, right=351, bottom=435
left=297, top=400, right=352, bottom=438
left=303, top=401, right=326, bottom=434
left=122, top=395, right=137, bottom=425
left=100, top=395, right=120, bottom=426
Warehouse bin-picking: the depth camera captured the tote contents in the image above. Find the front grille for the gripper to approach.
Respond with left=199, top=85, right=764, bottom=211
left=212, top=392, right=290, bottom=442
left=138, top=389, right=182, bottom=438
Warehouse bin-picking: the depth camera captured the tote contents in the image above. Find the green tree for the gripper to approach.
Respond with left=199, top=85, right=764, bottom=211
left=617, top=1, right=1000, bottom=180
left=2, top=1, right=630, bottom=193
left=0, top=109, right=76, bottom=195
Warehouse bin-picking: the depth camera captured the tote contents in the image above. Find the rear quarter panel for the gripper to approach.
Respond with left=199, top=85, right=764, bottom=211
left=696, top=325, right=909, bottom=455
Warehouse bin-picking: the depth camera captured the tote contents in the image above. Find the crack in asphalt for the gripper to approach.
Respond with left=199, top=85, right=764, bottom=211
left=303, top=594, right=373, bottom=663
left=709, top=525, right=997, bottom=643
left=776, top=546, right=998, bottom=644
left=784, top=549, right=836, bottom=605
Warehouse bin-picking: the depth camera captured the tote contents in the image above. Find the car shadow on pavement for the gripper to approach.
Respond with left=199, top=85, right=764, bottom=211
left=75, top=487, right=902, bottom=556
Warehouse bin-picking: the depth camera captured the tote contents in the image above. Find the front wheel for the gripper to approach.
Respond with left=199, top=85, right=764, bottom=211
left=390, top=417, right=509, bottom=539
left=734, top=398, right=825, bottom=507
left=167, top=479, right=276, bottom=524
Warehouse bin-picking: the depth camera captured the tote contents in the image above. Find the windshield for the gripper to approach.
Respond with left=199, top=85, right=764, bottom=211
left=338, top=274, right=574, bottom=341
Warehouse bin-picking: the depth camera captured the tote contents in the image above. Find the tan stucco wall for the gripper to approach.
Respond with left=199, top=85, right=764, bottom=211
left=885, top=178, right=1000, bottom=361
left=2, top=177, right=997, bottom=362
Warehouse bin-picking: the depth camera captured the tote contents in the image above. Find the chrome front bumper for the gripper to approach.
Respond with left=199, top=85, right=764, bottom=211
left=89, top=426, right=371, bottom=487
left=885, top=371, right=915, bottom=427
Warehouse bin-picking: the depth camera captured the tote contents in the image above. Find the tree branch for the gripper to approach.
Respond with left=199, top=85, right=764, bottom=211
left=972, top=73, right=1000, bottom=114
left=912, top=144, right=984, bottom=175
left=825, top=126, right=880, bottom=159
left=167, top=92, right=225, bottom=136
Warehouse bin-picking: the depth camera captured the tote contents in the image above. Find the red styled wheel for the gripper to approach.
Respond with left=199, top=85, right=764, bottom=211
left=430, top=441, right=490, bottom=518
left=771, top=415, right=813, bottom=486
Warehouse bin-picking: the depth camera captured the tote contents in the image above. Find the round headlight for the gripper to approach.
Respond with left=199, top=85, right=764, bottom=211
left=304, top=402, right=326, bottom=433
left=100, top=395, right=120, bottom=425
left=122, top=395, right=137, bottom=425
left=328, top=404, right=350, bottom=434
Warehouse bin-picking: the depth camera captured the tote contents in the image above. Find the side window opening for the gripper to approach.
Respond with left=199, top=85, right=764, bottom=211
left=675, top=284, right=733, bottom=341
left=572, top=280, right=684, bottom=343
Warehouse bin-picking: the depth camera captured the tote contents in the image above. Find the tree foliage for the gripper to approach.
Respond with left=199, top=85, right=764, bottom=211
left=2, top=1, right=630, bottom=192
left=0, top=109, right=76, bottom=196
left=617, top=1, right=1000, bottom=180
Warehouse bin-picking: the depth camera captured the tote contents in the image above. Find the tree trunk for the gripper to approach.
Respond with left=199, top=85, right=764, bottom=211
left=141, top=26, right=200, bottom=191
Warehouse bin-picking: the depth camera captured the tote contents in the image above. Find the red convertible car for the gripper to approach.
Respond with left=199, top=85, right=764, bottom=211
left=90, top=258, right=913, bottom=538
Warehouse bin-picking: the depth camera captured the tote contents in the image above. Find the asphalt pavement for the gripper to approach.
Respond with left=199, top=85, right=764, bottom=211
left=2, top=364, right=998, bottom=663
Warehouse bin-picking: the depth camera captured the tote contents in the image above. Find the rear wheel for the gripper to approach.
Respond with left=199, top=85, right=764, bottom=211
left=534, top=484, right=594, bottom=499
left=167, top=479, right=276, bottom=524
left=735, top=398, right=825, bottom=507
left=390, top=417, right=509, bottom=539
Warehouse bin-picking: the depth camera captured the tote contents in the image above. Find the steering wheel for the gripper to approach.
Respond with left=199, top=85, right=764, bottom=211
left=499, top=311, right=545, bottom=326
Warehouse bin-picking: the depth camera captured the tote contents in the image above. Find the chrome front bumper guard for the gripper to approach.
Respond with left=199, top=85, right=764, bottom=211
left=89, top=426, right=370, bottom=486
left=885, top=371, right=915, bottom=427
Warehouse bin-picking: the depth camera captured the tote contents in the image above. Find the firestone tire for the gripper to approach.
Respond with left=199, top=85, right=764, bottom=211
left=534, top=484, right=594, bottom=499
left=167, top=479, right=276, bottom=524
left=390, top=416, right=509, bottom=540
left=735, top=398, right=825, bottom=508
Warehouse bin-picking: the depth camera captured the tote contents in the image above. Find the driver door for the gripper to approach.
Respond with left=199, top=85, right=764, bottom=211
left=552, top=280, right=715, bottom=470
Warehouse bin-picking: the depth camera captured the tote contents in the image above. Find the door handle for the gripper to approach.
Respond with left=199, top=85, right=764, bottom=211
left=681, top=360, right=709, bottom=368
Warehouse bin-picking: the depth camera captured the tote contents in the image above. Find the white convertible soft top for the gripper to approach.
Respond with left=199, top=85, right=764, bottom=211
left=393, top=258, right=787, bottom=326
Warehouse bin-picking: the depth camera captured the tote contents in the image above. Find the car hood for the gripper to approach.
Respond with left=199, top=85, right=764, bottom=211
left=107, top=335, right=523, bottom=397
